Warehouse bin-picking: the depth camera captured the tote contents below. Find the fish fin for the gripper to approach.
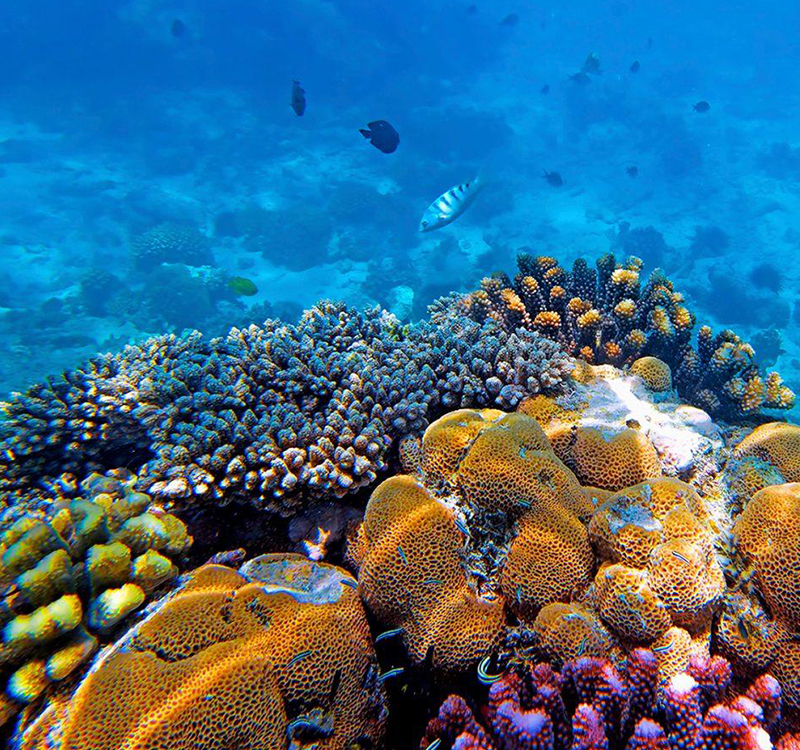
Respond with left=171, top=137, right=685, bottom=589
left=359, top=129, right=371, bottom=138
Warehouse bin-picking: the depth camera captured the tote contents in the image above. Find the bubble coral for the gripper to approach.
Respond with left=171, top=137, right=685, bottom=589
left=0, top=303, right=572, bottom=516
left=0, top=470, right=191, bottom=726
left=446, top=252, right=794, bottom=420
left=420, top=652, right=785, bottom=750
left=13, top=554, right=387, bottom=750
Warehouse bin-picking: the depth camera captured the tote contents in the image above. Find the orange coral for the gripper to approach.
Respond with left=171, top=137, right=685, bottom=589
left=558, top=427, right=661, bottom=491
left=733, top=423, right=800, bottom=482
left=630, top=356, right=673, bottom=392
left=734, top=483, right=800, bottom=629
left=531, top=602, right=622, bottom=666
left=16, top=556, right=387, bottom=750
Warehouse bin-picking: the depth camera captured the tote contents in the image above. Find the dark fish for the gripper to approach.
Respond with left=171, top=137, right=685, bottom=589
left=171, top=19, right=186, bottom=38
left=647, top=36, right=654, bottom=49
left=291, top=80, right=306, bottom=116
left=582, top=52, right=601, bottom=74
left=630, top=60, right=641, bottom=73
left=693, top=100, right=710, bottom=113
left=542, top=170, right=563, bottom=187
left=627, top=165, right=639, bottom=178
left=569, top=71, right=591, bottom=85
left=467, top=3, right=477, bottom=13
left=500, top=13, right=519, bottom=26
left=540, top=84, right=550, bottom=94
left=359, top=120, right=399, bottom=154
left=737, top=616, right=751, bottom=642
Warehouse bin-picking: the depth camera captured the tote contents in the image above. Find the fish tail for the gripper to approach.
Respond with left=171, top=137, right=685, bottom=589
left=359, top=129, right=371, bottom=138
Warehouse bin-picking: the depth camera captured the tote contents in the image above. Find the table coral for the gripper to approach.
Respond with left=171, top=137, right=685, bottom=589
left=444, top=252, right=794, bottom=420
left=0, top=302, right=572, bottom=516
left=0, top=470, right=191, bottom=727
left=350, top=409, right=594, bottom=677
left=420, top=652, right=784, bottom=750
left=13, top=554, right=387, bottom=750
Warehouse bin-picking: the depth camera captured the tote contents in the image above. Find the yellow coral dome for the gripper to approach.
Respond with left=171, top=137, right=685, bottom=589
left=630, top=356, right=673, bottom=392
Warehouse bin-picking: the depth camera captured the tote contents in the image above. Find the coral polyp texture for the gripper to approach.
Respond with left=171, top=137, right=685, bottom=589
left=0, top=301, right=571, bottom=515
left=130, top=222, right=214, bottom=271
left=420, top=652, right=786, bottom=750
left=13, top=554, right=387, bottom=750
left=446, top=252, right=794, bottom=419
left=349, top=409, right=594, bottom=676
left=0, top=470, right=191, bottom=727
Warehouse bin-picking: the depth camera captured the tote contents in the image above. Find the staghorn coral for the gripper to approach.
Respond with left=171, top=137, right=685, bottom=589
left=420, top=652, right=785, bottom=750
left=349, top=409, right=594, bottom=677
left=13, top=554, right=387, bottom=750
left=0, top=470, right=191, bottom=727
left=130, top=222, right=213, bottom=271
left=445, top=252, right=794, bottom=419
left=0, top=303, right=572, bottom=515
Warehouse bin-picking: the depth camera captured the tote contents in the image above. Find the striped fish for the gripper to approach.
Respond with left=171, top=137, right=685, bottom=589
left=419, top=176, right=483, bottom=232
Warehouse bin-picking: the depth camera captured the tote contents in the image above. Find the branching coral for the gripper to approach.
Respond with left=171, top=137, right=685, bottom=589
left=0, top=470, right=191, bottom=726
left=443, top=252, right=794, bottom=419
left=13, top=554, right=387, bottom=750
left=420, top=652, right=784, bottom=750
left=0, top=303, right=571, bottom=515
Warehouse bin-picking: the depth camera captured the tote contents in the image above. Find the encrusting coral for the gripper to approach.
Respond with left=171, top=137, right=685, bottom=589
left=419, top=651, right=787, bottom=750
left=349, top=409, right=594, bottom=676
left=0, top=470, right=192, bottom=727
left=0, top=302, right=572, bottom=516
left=442, top=252, right=794, bottom=420
left=13, top=554, right=388, bottom=750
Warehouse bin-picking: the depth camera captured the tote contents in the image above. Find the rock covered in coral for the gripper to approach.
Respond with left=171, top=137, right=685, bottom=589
left=420, top=652, right=785, bottom=750
left=348, top=409, right=594, bottom=676
left=13, top=554, right=387, bottom=750
left=0, top=470, right=191, bottom=727
left=444, top=252, right=794, bottom=420
left=0, top=302, right=571, bottom=515
left=130, top=222, right=214, bottom=271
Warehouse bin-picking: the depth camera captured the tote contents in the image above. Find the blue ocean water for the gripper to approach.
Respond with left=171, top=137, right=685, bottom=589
left=0, top=0, right=798, bottom=408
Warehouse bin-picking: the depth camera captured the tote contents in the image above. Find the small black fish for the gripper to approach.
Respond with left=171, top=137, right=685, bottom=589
left=582, top=52, right=601, bottom=74
left=542, top=170, right=563, bottom=187
left=647, top=36, right=654, bottom=49
left=693, top=100, right=710, bottom=113
left=171, top=18, right=186, bottom=38
left=466, top=3, right=477, bottom=13
left=540, top=84, right=550, bottom=94
left=359, top=120, right=399, bottom=154
left=630, top=60, right=641, bottom=73
left=569, top=71, right=591, bottom=85
left=627, top=165, right=639, bottom=178
left=500, top=13, right=519, bottom=27
left=290, top=80, right=306, bottom=117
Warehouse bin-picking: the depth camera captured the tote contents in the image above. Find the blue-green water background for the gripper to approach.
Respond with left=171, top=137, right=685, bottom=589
left=1, top=0, right=798, bottom=406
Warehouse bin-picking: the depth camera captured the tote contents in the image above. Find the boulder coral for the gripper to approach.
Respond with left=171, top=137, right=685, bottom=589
left=13, top=554, right=387, bottom=750
left=349, top=409, right=594, bottom=676
left=0, top=470, right=191, bottom=727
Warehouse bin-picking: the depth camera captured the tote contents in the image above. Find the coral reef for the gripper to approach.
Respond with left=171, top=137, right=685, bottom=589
left=13, top=554, right=387, bottom=750
left=130, top=222, right=213, bottom=271
left=420, top=652, right=785, bottom=750
left=349, top=409, right=594, bottom=676
left=445, top=252, right=794, bottom=419
left=0, top=470, right=192, bottom=726
left=0, top=302, right=571, bottom=515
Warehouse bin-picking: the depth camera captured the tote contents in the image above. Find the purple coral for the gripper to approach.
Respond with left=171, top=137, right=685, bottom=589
left=420, top=653, right=787, bottom=750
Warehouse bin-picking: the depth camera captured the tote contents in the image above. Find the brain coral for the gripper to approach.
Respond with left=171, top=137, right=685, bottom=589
left=420, top=651, right=786, bottom=750
left=14, top=554, right=387, bottom=750
left=0, top=470, right=191, bottom=727
left=588, top=478, right=724, bottom=643
left=350, top=409, right=594, bottom=676
left=130, top=222, right=213, bottom=271
left=439, top=252, right=795, bottom=419
left=0, top=302, right=572, bottom=516
left=733, top=423, right=800, bottom=483
left=631, top=356, right=673, bottom=392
